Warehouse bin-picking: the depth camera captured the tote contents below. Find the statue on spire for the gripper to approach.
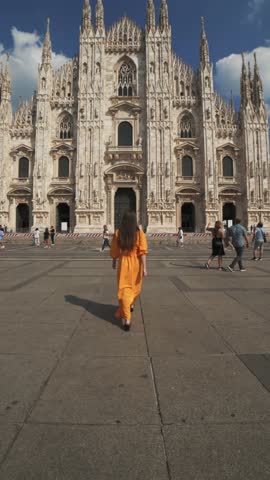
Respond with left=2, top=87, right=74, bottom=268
left=200, top=17, right=210, bottom=69
left=42, top=18, right=52, bottom=65
left=96, top=0, right=104, bottom=31
left=159, top=0, right=169, bottom=32
left=81, top=0, right=92, bottom=33
left=147, top=0, right=156, bottom=32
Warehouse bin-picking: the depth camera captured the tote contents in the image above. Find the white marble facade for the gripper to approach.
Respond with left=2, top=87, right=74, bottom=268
left=0, top=0, right=270, bottom=233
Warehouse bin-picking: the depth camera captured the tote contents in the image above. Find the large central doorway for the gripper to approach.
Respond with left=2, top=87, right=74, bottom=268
left=56, top=203, right=70, bottom=233
left=181, top=203, right=195, bottom=232
left=16, top=204, right=30, bottom=232
left=115, top=188, right=136, bottom=229
left=223, top=203, right=236, bottom=228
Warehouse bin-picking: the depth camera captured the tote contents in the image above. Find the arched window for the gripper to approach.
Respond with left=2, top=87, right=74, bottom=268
left=182, top=156, right=193, bottom=177
left=59, top=114, right=73, bottom=140
left=118, top=62, right=136, bottom=97
left=58, top=156, right=70, bottom=178
left=179, top=113, right=195, bottom=138
left=18, top=157, right=29, bottom=178
left=223, top=156, right=234, bottom=177
left=118, top=122, right=133, bottom=146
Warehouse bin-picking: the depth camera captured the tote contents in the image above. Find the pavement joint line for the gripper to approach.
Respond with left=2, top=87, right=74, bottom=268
left=0, top=260, right=68, bottom=292
left=0, top=313, right=84, bottom=473
left=224, top=290, right=270, bottom=324
left=139, top=297, right=172, bottom=480
left=169, top=275, right=191, bottom=292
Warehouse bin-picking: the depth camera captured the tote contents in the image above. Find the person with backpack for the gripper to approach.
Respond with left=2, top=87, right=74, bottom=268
left=252, top=222, right=266, bottom=261
left=227, top=219, right=249, bottom=272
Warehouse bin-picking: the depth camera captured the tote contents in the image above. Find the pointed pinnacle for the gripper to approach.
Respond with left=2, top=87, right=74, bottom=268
left=201, top=17, right=205, bottom=33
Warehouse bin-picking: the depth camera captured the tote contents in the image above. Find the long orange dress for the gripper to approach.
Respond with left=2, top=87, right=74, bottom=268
left=110, top=229, right=148, bottom=321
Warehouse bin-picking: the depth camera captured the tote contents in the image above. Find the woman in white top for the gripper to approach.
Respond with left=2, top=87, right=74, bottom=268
left=176, top=227, right=184, bottom=248
left=34, top=228, right=40, bottom=247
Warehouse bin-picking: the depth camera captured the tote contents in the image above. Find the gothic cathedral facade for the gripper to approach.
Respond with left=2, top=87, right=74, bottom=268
left=0, top=0, right=270, bottom=233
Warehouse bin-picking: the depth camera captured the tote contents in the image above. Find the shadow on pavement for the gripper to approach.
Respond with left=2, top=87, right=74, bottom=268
left=65, top=295, right=122, bottom=329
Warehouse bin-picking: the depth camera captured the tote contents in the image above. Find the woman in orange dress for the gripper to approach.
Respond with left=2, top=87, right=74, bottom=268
left=110, top=211, right=148, bottom=331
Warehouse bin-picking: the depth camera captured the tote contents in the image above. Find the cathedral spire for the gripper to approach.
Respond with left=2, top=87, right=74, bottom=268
left=2, top=54, right=11, bottom=94
left=240, top=53, right=251, bottom=108
left=200, top=17, right=210, bottom=69
left=159, top=0, right=169, bottom=32
left=95, top=0, right=104, bottom=31
left=42, top=18, right=52, bottom=65
left=81, top=0, right=92, bottom=33
left=147, top=0, right=156, bottom=32
left=253, top=52, right=264, bottom=107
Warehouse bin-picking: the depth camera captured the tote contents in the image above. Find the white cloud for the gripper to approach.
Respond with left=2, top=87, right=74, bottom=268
left=247, top=0, right=265, bottom=23
left=0, top=27, right=69, bottom=108
left=215, top=45, right=270, bottom=106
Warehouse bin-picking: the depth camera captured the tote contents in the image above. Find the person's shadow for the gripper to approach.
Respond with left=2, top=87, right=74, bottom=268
left=65, top=295, right=122, bottom=329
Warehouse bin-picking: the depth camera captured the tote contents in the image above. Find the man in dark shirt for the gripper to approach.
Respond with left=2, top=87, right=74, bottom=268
left=227, top=219, right=249, bottom=272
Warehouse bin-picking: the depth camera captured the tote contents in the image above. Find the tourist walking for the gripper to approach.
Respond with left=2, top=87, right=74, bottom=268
left=0, top=225, right=5, bottom=249
left=101, top=225, right=110, bottom=251
left=110, top=211, right=148, bottom=331
left=50, top=226, right=56, bottom=246
left=227, top=219, right=249, bottom=272
left=176, top=227, right=184, bottom=248
left=252, top=222, right=266, bottom=261
left=44, top=228, right=50, bottom=248
left=33, top=228, right=40, bottom=247
left=205, top=221, right=225, bottom=270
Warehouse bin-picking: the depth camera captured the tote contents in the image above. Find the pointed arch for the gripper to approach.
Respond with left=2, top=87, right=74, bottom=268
left=179, top=111, right=196, bottom=138
left=58, top=112, right=73, bottom=140
left=115, top=56, right=137, bottom=97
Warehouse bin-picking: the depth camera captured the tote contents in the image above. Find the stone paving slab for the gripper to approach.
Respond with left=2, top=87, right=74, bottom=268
left=30, top=357, right=159, bottom=426
left=153, top=355, right=270, bottom=424
left=214, top=321, right=270, bottom=354
left=145, top=321, right=231, bottom=356
left=0, top=425, right=168, bottom=480
left=0, top=321, right=77, bottom=356
left=0, top=244, right=270, bottom=478
left=163, top=424, right=270, bottom=480
left=0, top=354, right=55, bottom=424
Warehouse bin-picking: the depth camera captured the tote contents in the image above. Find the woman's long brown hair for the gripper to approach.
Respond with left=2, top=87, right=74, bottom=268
left=118, top=210, right=139, bottom=251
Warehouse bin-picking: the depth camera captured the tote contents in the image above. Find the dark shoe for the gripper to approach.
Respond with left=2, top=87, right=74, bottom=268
left=130, top=304, right=134, bottom=313
left=123, top=323, right=131, bottom=332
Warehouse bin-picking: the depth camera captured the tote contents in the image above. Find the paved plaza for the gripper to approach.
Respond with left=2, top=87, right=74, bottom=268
left=0, top=242, right=270, bottom=479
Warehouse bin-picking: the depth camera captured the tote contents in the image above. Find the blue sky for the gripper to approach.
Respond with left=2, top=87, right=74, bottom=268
left=1, top=0, right=270, bottom=108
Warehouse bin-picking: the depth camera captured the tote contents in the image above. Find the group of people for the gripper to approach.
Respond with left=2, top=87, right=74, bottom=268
left=205, top=219, right=267, bottom=272
left=33, top=227, right=56, bottom=248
